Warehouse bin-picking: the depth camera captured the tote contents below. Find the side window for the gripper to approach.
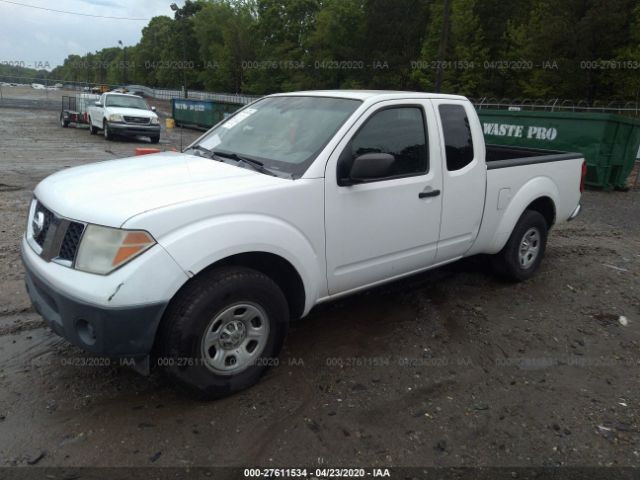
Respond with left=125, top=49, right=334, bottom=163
left=339, top=107, right=428, bottom=181
left=438, top=104, right=474, bottom=171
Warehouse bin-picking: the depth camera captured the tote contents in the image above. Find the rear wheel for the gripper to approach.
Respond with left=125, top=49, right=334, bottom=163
left=60, top=113, right=69, bottom=128
left=492, top=210, right=548, bottom=282
left=158, top=266, right=289, bottom=400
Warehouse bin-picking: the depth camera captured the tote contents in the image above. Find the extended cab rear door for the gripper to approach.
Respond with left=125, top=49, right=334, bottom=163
left=430, top=99, right=487, bottom=261
left=324, top=100, right=443, bottom=295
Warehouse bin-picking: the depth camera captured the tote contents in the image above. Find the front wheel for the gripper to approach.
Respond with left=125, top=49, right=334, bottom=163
left=158, top=266, right=289, bottom=400
left=60, top=113, right=69, bottom=128
left=150, top=135, right=160, bottom=144
left=88, top=119, right=97, bottom=135
left=103, top=120, right=112, bottom=140
left=492, top=209, right=548, bottom=282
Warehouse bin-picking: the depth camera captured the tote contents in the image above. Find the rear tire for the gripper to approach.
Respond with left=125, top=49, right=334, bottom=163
left=492, top=210, right=548, bottom=282
left=60, top=113, right=69, bottom=128
left=158, top=266, right=289, bottom=400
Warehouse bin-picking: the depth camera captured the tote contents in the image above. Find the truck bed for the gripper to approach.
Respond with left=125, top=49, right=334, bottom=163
left=486, top=144, right=583, bottom=169
left=466, top=144, right=584, bottom=257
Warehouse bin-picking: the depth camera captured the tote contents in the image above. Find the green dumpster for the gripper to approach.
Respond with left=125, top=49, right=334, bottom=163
left=171, top=99, right=244, bottom=130
left=477, top=109, right=640, bottom=190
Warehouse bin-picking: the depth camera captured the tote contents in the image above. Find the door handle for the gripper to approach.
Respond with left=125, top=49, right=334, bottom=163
left=419, top=189, right=441, bottom=198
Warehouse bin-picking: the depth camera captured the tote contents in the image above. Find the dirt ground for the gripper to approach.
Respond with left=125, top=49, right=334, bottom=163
left=0, top=98, right=639, bottom=472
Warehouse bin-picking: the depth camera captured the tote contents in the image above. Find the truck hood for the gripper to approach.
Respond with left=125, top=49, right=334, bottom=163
left=34, top=152, right=286, bottom=227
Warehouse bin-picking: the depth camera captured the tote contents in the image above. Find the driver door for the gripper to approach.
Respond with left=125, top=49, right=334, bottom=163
left=324, top=101, right=443, bottom=295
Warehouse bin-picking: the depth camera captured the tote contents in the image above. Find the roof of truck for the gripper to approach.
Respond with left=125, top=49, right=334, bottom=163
left=270, top=90, right=467, bottom=101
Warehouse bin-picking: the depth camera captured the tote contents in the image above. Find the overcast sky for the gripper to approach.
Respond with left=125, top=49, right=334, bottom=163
left=0, top=0, right=185, bottom=69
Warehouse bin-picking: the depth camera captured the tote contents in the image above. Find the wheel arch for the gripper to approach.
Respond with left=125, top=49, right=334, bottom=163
left=164, top=250, right=307, bottom=323
left=152, top=249, right=306, bottom=360
left=526, top=196, right=556, bottom=229
left=489, top=177, right=559, bottom=253
left=205, top=251, right=306, bottom=321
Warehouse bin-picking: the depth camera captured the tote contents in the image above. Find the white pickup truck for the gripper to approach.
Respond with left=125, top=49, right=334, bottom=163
left=87, top=92, right=161, bottom=143
left=22, top=91, right=584, bottom=398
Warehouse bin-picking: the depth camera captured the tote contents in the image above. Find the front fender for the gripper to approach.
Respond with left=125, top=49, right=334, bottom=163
left=489, top=176, right=559, bottom=253
left=157, top=214, right=322, bottom=315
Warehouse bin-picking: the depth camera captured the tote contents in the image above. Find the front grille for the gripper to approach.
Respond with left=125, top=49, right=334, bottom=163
left=58, top=222, right=85, bottom=261
left=124, top=116, right=150, bottom=125
left=33, top=202, right=54, bottom=247
left=30, top=200, right=85, bottom=264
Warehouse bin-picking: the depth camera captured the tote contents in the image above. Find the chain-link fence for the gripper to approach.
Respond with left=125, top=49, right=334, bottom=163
left=472, top=97, right=640, bottom=117
left=124, top=85, right=259, bottom=104
left=2, top=74, right=639, bottom=118
left=0, top=76, right=260, bottom=111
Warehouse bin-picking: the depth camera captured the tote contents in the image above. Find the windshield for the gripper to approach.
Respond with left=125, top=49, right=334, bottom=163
left=105, top=94, right=150, bottom=110
left=194, top=96, right=361, bottom=178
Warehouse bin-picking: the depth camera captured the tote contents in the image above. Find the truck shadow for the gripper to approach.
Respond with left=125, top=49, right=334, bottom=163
left=282, top=255, right=503, bottom=366
left=2, top=255, right=501, bottom=408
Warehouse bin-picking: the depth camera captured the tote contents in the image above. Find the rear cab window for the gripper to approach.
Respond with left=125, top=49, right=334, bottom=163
left=438, top=104, right=474, bottom=171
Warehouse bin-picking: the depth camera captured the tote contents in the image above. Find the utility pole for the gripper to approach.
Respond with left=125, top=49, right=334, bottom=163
left=434, top=0, right=451, bottom=93
left=118, top=40, right=127, bottom=86
left=170, top=3, right=188, bottom=99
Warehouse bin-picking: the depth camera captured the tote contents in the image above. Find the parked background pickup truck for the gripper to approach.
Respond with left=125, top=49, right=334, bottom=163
left=87, top=92, right=160, bottom=143
left=22, top=90, right=584, bottom=399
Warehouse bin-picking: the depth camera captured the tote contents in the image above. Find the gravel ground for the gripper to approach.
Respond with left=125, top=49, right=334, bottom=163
left=0, top=100, right=639, bottom=471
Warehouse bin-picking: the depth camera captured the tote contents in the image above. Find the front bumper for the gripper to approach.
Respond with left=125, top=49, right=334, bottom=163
left=23, top=245, right=167, bottom=357
left=108, top=122, right=160, bottom=138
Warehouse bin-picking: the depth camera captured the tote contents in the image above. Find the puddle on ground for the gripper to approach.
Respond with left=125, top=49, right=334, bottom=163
left=0, top=325, right=62, bottom=376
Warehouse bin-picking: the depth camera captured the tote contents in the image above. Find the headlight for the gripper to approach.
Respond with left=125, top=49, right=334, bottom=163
left=150, top=116, right=159, bottom=125
left=75, top=225, right=155, bottom=275
left=108, top=113, right=124, bottom=122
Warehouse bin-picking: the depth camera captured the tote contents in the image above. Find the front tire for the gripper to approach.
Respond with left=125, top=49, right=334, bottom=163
left=103, top=120, right=112, bottom=140
left=158, top=266, right=289, bottom=400
left=88, top=119, right=97, bottom=135
left=150, top=135, right=160, bottom=144
left=492, top=210, right=548, bottom=282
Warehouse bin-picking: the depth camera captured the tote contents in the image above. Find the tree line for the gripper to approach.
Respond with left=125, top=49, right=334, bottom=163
left=31, top=0, right=640, bottom=100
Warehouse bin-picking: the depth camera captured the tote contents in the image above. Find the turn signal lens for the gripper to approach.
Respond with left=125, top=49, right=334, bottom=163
left=75, top=225, right=155, bottom=275
left=112, top=231, right=155, bottom=266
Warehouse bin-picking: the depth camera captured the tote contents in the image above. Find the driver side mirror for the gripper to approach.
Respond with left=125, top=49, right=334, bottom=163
left=340, top=152, right=395, bottom=185
left=94, top=101, right=101, bottom=107
left=151, top=106, right=156, bottom=112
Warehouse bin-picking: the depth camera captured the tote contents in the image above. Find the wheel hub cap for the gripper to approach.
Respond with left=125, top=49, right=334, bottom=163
left=219, top=320, right=247, bottom=349
left=201, top=302, right=270, bottom=375
left=518, top=227, right=540, bottom=269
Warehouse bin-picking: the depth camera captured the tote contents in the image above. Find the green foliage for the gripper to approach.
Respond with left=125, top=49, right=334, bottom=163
left=304, top=0, right=366, bottom=89
left=414, top=0, right=488, bottom=96
left=133, top=16, right=176, bottom=86
left=506, top=0, right=638, bottom=101
left=193, top=1, right=257, bottom=92
left=0, top=64, right=49, bottom=83
left=20, top=0, right=640, bottom=101
left=361, top=0, right=430, bottom=89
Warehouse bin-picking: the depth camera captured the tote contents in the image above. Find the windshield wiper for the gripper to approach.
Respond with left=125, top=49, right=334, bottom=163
left=212, top=150, right=280, bottom=177
left=188, top=144, right=214, bottom=157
